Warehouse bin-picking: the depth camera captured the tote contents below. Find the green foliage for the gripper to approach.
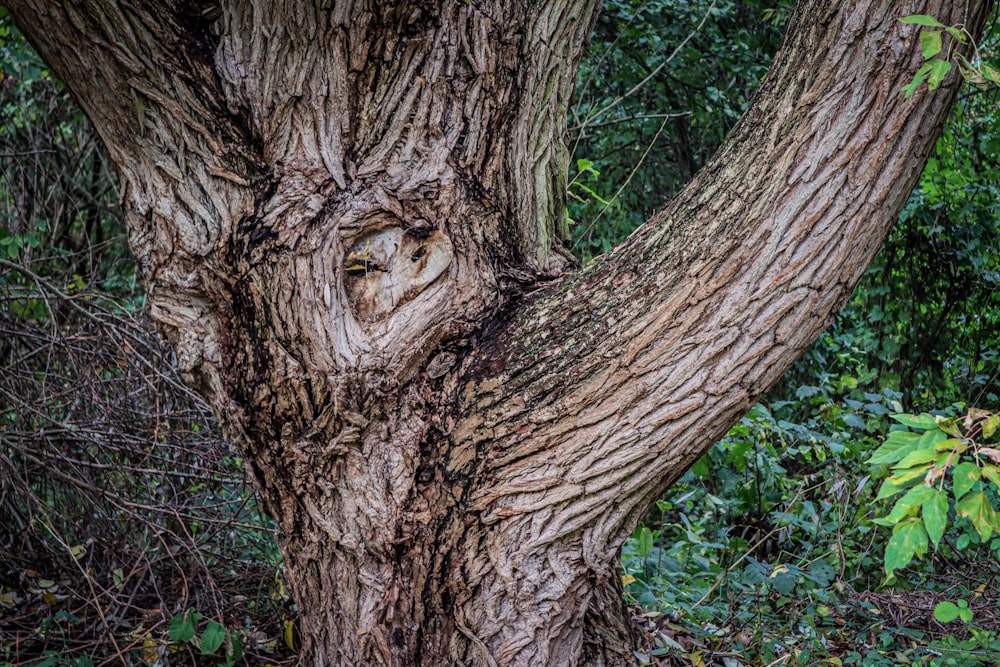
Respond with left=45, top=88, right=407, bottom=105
left=606, top=25, right=1000, bottom=637
left=777, top=88, right=1000, bottom=409
left=934, top=599, right=974, bottom=624
left=900, top=15, right=1000, bottom=97
left=568, top=0, right=788, bottom=259
left=167, top=610, right=243, bottom=664
left=1, top=10, right=136, bottom=296
left=870, top=409, right=1000, bottom=578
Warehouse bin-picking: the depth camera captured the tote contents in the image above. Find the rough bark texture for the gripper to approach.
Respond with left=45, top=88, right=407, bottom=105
left=6, top=0, right=992, bottom=665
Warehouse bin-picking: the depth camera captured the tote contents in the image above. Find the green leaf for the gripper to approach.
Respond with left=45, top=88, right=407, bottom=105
left=228, top=632, right=243, bottom=662
left=944, top=26, right=968, bottom=44
left=926, top=58, right=952, bottom=90
left=878, top=485, right=936, bottom=525
left=956, top=492, right=996, bottom=542
left=933, top=438, right=966, bottom=453
left=637, top=526, right=654, bottom=558
left=168, top=610, right=199, bottom=643
left=919, top=30, right=942, bottom=59
left=953, top=462, right=981, bottom=500
left=200, top=620, right=227, bottom=655
left=917, top=427, right=948, bottom=450
left=867, top=430, right=921, bottom=465
left=899, top=15, right=946, bottom=28
left=892, top=413, right=939, bottom=430
left=982, top=465, right=1000, bottom=489
left=885, top=518, right=928, bottom=575
left=981, top=63, right=1000, bottom=86
left=893, top=447, right=945, bottom=469
left=876, top=465, right=931, bottom=500
left=934, top=601, right=960, bottom=623
left=922, top=490, right=948, bottom=548
left=983, top=415, right=1000, bottom=439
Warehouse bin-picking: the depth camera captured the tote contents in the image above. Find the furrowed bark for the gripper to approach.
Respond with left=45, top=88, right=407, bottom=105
left=6, top=0, right=991, bottom=665
left=446, top=2, right=991, bottom=660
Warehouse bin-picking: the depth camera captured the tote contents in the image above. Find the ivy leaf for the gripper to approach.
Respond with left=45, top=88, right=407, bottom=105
left=952, top=462, right=980, bottom=501
left=922, top=490, right=948, bottom=548
left=956, top=492, right=996, bottom=542
left=926, top=58, right=953, bottom=90
left=899, top=15, right=946, bottom=28
left=919, top=30, right=942, bottom=59
left=884, top=517, right=928, bottom=576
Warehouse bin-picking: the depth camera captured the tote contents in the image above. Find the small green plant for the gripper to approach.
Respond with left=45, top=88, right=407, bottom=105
left=868, top=408, right=1000, bottom=580
left=566, top=158, right=611, bottom=209
left=933, top=598, right=974, bottom=624
left=167, top=609, right=243, bottom=665
left=900, top=15, right=1000, bottom=96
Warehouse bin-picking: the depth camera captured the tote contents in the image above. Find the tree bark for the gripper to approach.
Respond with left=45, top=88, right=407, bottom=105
left=6, top=0, right=991, bottom=664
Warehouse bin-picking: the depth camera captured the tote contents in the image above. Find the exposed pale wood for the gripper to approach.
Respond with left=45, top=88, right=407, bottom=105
left=6, top=0, right=991, bottom=664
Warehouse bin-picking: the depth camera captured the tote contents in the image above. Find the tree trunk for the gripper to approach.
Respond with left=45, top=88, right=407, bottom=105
left=6, top=0, right=991, bottom=664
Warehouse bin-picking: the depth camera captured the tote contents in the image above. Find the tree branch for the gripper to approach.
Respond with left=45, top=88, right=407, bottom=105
left=462, top=0, right=992, bottom=552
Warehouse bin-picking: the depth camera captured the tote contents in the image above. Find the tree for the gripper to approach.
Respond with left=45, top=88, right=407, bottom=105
left=5, top=0, right=991, bottom=664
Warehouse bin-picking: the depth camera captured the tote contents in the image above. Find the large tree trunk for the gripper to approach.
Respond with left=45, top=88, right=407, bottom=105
left=6, top=0, right=991, bottom=664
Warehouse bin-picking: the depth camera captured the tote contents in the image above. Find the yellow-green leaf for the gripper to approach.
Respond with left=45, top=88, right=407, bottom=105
left=922, top=490, right=948, bottom=548
left=926, top=58, right=953, bottom=90
left=953, top=462, right=980, bottom=501
left=878, top=485, right=936, bottom=526
left=955, top=491, right=996, bottom=542
left=983, top=415, right=1000, bottom=439
left=892, top=413, right=939, bottom=430
left=982, top=63, right=1000, bottom=86
left=899, top=14, right=946, bottom=27
left=934, top=438, right=967, bottom=453
left=919, top=30, right=942, bottom=59
left=893, top=447, right=947, bottom=470
left=885, top=518, right=928, bottom=576
left=876, top=465, right=931, bottom=500
left=875, top=465, right=930, bottom=500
